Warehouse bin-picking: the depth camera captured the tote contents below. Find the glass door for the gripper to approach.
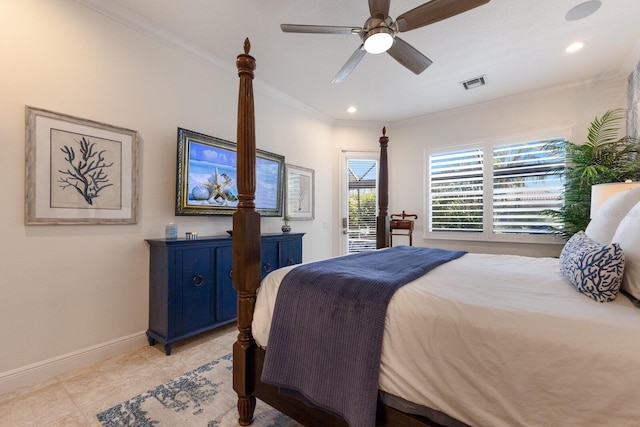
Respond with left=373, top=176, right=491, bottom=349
left=340, top=150, right=379, bottom=255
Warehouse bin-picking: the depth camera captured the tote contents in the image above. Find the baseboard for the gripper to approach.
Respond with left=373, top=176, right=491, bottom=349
left=0, top=331, right=148, bottom=395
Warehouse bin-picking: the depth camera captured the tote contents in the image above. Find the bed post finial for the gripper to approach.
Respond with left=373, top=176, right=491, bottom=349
left=376, top=127, right=390, bottom=249
left=233, top=38, right=259, bottom=426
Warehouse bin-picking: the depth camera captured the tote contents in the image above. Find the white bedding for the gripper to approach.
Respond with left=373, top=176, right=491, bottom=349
left=252, top=252, right=640, bottom=427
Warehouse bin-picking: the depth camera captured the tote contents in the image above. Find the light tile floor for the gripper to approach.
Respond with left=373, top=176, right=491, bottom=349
left=0, top=324, right=237, bottom=427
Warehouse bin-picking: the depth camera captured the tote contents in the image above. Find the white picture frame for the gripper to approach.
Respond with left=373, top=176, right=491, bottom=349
left=285, top=164, right=314, bottom=221
left=25, top=106, right=139, bottom=225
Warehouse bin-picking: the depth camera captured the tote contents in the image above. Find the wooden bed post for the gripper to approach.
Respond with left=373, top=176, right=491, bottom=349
left=232, top=38, right=260, bottom=426
left=376, top=127, right=390, bottom=249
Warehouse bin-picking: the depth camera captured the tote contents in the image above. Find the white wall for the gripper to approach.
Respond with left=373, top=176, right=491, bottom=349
left=0, top=0, right=333, bottom=392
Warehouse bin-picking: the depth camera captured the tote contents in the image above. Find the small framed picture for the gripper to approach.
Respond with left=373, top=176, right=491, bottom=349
left=25, top=107, right=139, bottom=225
left=285, top=164, right=314, bottom=220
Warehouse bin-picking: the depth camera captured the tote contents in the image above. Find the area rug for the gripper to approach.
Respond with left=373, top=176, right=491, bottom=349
left=96, top=353, right=300, bottom=426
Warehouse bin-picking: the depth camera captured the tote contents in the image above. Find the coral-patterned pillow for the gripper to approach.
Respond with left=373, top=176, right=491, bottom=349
left=559, top=231, right=625, bottom=302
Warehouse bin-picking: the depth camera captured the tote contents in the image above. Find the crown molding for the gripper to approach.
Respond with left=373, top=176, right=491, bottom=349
left=74, top=0, right=334, bottom=125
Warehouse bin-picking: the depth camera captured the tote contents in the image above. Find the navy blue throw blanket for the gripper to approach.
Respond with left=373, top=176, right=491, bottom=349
left=261, top=246, right=467, bottom=427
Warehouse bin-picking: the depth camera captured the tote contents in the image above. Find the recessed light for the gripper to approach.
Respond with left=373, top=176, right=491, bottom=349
left=566, top=41, right=585, bottom=53
left=347, top=106, right=357, bottom=113
left=565, top=1, right=601, bottom=21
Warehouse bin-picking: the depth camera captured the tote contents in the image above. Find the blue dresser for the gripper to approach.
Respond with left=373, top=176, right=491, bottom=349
left=145, top=233, right=303, bottom=355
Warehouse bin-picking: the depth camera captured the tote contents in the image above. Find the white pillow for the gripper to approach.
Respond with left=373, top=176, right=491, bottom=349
left=612, top=201, right=640, bottom=300
left=585, top=186, right=640, bottom=244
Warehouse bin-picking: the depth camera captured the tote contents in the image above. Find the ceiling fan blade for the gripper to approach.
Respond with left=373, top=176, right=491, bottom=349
left=395, top=0, right=490, bottom=32
left=332, top=45, right=367, bottom=83
left=386, top=37, right=433, bottom=75
left=281, top=24, right=361, bottom=35
left=369, top=0, right=390, bottom=19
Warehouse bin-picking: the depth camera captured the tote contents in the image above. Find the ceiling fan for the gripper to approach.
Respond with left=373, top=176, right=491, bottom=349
left=281, top=0, right=490, bottom=83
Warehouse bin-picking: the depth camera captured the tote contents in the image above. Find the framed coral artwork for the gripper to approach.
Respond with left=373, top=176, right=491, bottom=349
left=25, top=106, right=139, bottom=225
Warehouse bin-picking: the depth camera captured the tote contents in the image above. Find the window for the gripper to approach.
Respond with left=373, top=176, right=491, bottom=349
left=428, top=137, right=565, bottom=242
left=429, top=148, right=484, bottom=232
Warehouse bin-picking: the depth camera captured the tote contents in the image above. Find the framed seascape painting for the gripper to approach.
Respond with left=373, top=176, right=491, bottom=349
left=285, top=164, right=314, bottom=220
left=25, top=107, right=139, bottom=225
left=175, top=128, right=284, bottom=216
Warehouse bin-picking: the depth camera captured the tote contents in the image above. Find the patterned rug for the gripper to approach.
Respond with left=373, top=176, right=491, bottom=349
left=96, top=353, right=300, bottom=426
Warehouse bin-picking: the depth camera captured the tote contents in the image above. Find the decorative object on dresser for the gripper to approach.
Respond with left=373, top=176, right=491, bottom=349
left=281, top=215, right=291, bottom=233
left=146, top=233, right=303, bottom=355
left=25, top=106, right=139, bottom=225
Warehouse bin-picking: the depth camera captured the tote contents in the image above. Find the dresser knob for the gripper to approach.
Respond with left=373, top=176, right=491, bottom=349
left=286, top=258, right=294, bottom=265
left=263, top=263, right=272, bottom=273
left=228, top=269, right=233, bottom=279
left=192, top=274, right=204, bottom=287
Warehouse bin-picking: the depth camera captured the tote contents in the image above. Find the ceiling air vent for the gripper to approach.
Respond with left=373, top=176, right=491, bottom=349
left=461, top=75, right=487, bottom=90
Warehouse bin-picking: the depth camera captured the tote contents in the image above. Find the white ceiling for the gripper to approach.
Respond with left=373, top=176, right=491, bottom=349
left=78, top=0, right=640, bottom=123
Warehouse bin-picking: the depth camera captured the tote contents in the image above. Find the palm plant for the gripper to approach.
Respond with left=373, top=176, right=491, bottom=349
left=544, top=109, right=640, bottom=240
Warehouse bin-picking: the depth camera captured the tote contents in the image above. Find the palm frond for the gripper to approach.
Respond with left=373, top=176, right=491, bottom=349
left=586, top=109, right=626, bottom=151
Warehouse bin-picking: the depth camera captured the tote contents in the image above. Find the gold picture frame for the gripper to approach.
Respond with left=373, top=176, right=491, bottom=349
left=175, top=128, right=285, bottom=217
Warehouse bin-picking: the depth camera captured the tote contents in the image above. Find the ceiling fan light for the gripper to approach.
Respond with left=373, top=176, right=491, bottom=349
left=364, top=28, right=394, bottom=54
left=566, top=41, right=585, bottom=53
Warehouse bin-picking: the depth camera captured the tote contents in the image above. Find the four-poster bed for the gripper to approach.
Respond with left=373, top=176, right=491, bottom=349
left=231, top=39, right=428, bottom=427
left=231, top=40, right=640, bottom=427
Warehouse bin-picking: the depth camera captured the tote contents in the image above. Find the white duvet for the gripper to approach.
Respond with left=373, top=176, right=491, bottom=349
left=253, top=252, right=640, bottom=427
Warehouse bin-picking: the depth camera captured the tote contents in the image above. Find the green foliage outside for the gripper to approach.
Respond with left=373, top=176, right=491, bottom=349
left=349, top=189, right=376, bottom=230
left=544, top=109, right=640, bottom=240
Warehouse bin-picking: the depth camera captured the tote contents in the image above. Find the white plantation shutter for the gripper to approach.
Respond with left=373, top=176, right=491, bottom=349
left=429, top=148, right=484, bottom=232
left=492, top=140, right=564, bottom=234
left=428, top=138, right=565, bottom=239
